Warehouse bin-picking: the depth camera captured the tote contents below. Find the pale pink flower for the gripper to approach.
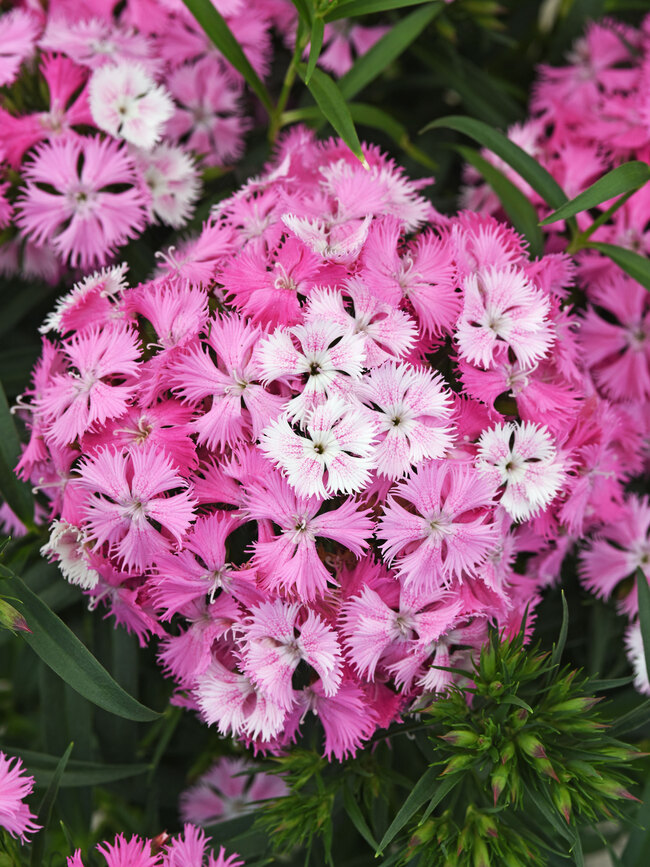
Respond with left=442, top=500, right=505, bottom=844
left=261, top=397, right=377, bottom=499
left=456, top=266, right=554, bottom=369
left=0, top=9, right=40, bottom=87
left=41, top=520, right=100, bottom=590
left=90, top=61, right=174, bottom=150
left=162, top=824, right=244, bottom=867
left=0, top=752, right=40, bottom=843
left=316, top=21, right=389, bottom=77
left=358, top=361, right=454, bottom=480
left=75, top=445, right=196, bottom=571
left=180, top=757, right=287, bottom=826
left=239, top=599, right=343, bottom=709
left=282, top=213, right=373, bottom=265
left=37, top=323, right=141, bottom=446
left=133, top=143, right=200, bottom=228
left=378, top=460, right=499, bottom=593
left=40, top=263, right=129, bottom=336
left=476, top=422, right=565, bottom=521
left=16, top=136, right=149, bottom=268
left=40, top=17, right=158, bottom=73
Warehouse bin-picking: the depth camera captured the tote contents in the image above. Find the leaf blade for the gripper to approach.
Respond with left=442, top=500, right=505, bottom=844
left=376, top=766, right=446, bottom=854
left=342, top=782, right=378, bottom=850
left=588, top=242, right=650, bottom=291
left=298, top=65, right=366, bottom=165
left=305, top=17, right=325, bottom=84
left=0, top=379, right=34, bottom=530
left=30, top=743, right=73, bottom=867
left=324, top=0, right=438, bottom=21
left=3, top=570, right=160, bottom=722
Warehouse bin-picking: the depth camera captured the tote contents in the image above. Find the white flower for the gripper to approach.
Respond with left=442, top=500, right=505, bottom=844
left=132, top=143, right=200, bottom=228
left=625, top=622, right=650, bottom=695
left=475, top=421, right=564, bottom=521
left=41, top=520, right=99, bottom=589
left=89, top=61, right=174, bottom=150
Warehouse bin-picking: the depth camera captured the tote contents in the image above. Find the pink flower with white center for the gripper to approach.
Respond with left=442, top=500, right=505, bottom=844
left=37, top=323, right=141, bottom=446
left=40, top=263, right=129, bottom=336
left=256, top=319, right=366, bottom=420
left=133, top=143, right=200, bottom=228
left=41, top=18, right=158, bottom=73
left=41, top=520, right=100, bottom=590
left=129, top=280, right=208, bottom=351
left=0, top=752, right=40, bottom=843
left=305, top=282, right=417, bottom=368
left=378, top=460, right=499, bottom=593
left=244, top=473, right=373, bottom=600
left=169, top=315, right=285, bottom=451
left=358, top=361, right=454, bottom=480
left=261, top=397, right=377, bottom=499
left=180, top=757, right=287, bottom=826
left=476, top=422, right=565, bottom=521
left=16, top=136, right=149, bottom=268
left=579, top=496, right=650, bottom=616
left=90, top=61, right=174, bottom=151
left=239, top=599, right=343, bottom=710
left=456, top=265, right=554, bottom=369
left=75, top=445, right=196, bottom=571
left=166, top=57, right=250, bottom=167
left=282, top=213, right=373, bottom=265
left=0, top=9, right=40, bottom=87
left=195, top=660, right=286, bottom=742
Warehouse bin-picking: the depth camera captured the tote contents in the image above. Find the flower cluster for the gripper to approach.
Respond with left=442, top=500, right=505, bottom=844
left=0, top=0, right=289, bottom=278
left=68, top=825, right=243, bottom=867
left=0, top=751, right=40, bottom=844
left=462, top=13, right=650, bottom=690
left=16, top=124, right=641, bottom=760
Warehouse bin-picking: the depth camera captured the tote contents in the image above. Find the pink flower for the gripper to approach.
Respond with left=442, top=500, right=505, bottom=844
left=358, top=361, right=454, bottom=480
left=261, top=397, right=377, bottom=499
left=456, top=266, right=554, bottom=369
left=16, top=136, right=149, bottom=268
left=75, top=445, right=196, bottom=571
left=298, top=678, right=379, bottom=761
left=37, top=323, right=141, bottom=446
left=476, top=422, right=565, bottom=521
left=378, top=460, right=499, bottom=593
left=0, top=752, right=40, bottom=843
left=40, top=263, right=129, bottom=336
left=133, top=143, right=200, bottom=228
left=0, top=9, right=40, bottom=87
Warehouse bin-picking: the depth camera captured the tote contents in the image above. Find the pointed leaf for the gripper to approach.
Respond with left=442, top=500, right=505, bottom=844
left=456, top=145, right=544, bottom=257
left=289, top=0, right=313, bottom=25
left=342, top=782, right=378, bottom=850
left=418, top=775, right=460, bottom=824
left=325, top=0, right=438, bottom=21
left=588, top=242, right=650, bottom=291
left=610, top=699, right=650, bottom=737
left=0, top=379, right=34, bottom=530
left=180, top=0, right=272, bottom=113
left=540, top=162, right=650, bottom=225
left=11, top=749, right=150, bottom=788
left=297, top=65, right=366, bottom=165
left=551, top=590, right=569, bottom=668
left=376, top=766, right=452, bottom=854
left=339, top=3, right=444, bottom=100
left=588, top=675, right=634, bottom=691
left=2, top=570, right=160, bottom=722
left=422, top=115, right=571, bottom=222
left=305, top=18, right=324, bottom=84
left=30, top=743, right=73, bottom=867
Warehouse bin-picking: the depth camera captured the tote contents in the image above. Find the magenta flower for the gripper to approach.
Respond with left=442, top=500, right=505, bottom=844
left=0, top=8, right=40, bottom=87
left=75, top=445, right=196, bottom=571
left=16, top=136, right=149, bottom=268
left=0, top=752, right=40, bottom=843
left=378, top=460, right=499, bottom=593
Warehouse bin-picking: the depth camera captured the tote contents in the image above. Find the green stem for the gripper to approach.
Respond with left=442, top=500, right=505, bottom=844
left=269, top=29, right=311, bottom=145
left=566, top=188, right=637, bottom=254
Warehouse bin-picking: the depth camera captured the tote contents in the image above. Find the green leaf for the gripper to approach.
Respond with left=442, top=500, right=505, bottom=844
left=500, top=695, right=534, bottom=714
left=588, top=242, right=650, bottom=291
left=456, top=145, right=544, bottom=257
left=588, top=675, right=634, bottom=691
left=10, top=749, right=150, bottom=788
left=305, top=17, right=324, bottom=84
left=1, top=569, right=160, bottom=722
left=422, top=115, right=572, bottom=223
left=621, top=778, right=650, bottom=867
left=339, top=3, right=443, bottom=100
left=551, top=590, right=569, bottom=668
left=0, top=380, right=34, bottom=530
left=30, top=742, right=73, bottom=867
left=376, top=766, right=447, bottom=854
left=636, top=567, right=650, bottom=692
left=289, top=0, right=313, bottom=25
left=324, top=0, right=438, bottom=21
left=297, top=65, right=366, bottom=165
left=610, top=699, right=650, bottom=737
left=342, top=782, right=378, bottom=850
left=541, top=162, right=650, bottom=225
left=418, top=775, right=460, bottom=824
left=180, top=0, right=272, bottom=112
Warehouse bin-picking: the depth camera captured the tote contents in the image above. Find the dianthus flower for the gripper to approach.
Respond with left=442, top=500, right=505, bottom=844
left=0, top=752, right=40, bottom=843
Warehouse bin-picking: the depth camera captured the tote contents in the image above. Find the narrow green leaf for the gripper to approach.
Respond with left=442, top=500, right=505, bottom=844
left=456, top=145, right=544, bottom=257
left=610, top=699, right=650, bottom=737
left=2, top=570, right=160, bottom=722
left=588, top=242, right=650, bottom=291
left=500, top=695, right=534, bottom=714
left=550, top=590, right=569, bottom=668
left=376, top=766, right=440, bottom=854
left=418, top=775, right=460, bottom=824
left=571, top=829, right=585, bottom=867
left=541, top=162, right=650, bottom=225
left=289, top=0, right=313, bottom=25
left=621, top=778, right=650, bottom=867
left=30, top=743, right=73, bottom=867
left=588, top=675, right=634, bottom=691
left=0, top=380, right=34, bottom=529
left=342, top=783, right=378, bottom=850
left=325, top=0, right=437, bottom=21
left=297, top=65, right=366, bottom=165
left=180, top=0, right=272, bottom=112
left=11, top=749, right=150, bottom=788
left=305, top=18, right=324, bottom=84
left=636, top=567, right=650, bottom=695
left=339, top=3, right=443, bottom=100
left=422, top=115, right=571, bottom=222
